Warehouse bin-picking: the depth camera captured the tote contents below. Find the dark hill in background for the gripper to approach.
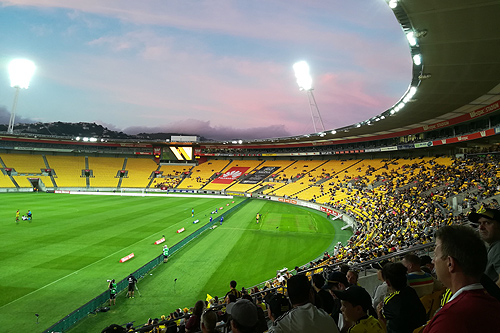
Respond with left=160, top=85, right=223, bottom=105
left=0, top=122, right=209, bottom=141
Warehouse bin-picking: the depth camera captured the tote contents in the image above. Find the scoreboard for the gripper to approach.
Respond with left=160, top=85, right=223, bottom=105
left=160, top=146, right=193, bottom=161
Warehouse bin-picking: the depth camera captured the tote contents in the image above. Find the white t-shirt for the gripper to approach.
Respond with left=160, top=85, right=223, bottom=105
left=269, top=303, right=339, bottom=333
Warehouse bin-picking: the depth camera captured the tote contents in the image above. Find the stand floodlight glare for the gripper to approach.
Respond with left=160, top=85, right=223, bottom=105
left=293, top=61, right=325, bottom=133
left=7, top=59, right=36, bottom=134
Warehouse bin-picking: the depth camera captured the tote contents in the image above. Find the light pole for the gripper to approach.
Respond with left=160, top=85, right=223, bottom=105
left=293, top=61, right=325, bottom=133
left=7, top=59, right=35, bottom=134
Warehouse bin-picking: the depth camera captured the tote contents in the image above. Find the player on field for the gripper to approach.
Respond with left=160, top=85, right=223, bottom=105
left=256, top=213, right=260, bottom=224
left=108, top=279, right=117, bottom=305
left=15, top=210, right=20, bottom=224
left=191, top=208, right=194, bottom=217
left=127, top=274, right=138, bottom=298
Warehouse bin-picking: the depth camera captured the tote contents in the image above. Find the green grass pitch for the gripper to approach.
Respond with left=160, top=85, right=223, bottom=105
left=0, top=193, right=351, bottom=332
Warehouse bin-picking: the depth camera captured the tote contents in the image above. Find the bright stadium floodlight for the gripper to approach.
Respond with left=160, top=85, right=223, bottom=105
left=293, top=61, right=312, bottom=91
left=413, top=54, right=422, bottom=65
left=7, top=59, right=36, bottom=134
left=293, top=61, right=325, bottom=133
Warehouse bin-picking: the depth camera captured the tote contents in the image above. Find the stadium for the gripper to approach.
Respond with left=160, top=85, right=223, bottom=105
left=1, top=1, right=500, bottom=332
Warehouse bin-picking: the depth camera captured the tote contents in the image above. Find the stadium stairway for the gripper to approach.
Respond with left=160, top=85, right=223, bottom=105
left=198, top=160, right=232, bottom=190
left=287, top=160, right=333, bottom=197
left=42, top=155, right=58, bottom=188
left=85, top=156, right=90, bottom=188
left=146, top=163, right=162, bottom=188
left=174, top=166, right=193, bottom=188
left=117, top=158, right=128, bottom=188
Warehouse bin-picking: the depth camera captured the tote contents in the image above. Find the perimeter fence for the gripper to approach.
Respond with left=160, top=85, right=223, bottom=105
left=43, top=198, right=249, bottom=333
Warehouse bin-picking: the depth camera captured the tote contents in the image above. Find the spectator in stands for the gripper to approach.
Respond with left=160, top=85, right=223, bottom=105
left=423, top=225, right=500, bottom=332
left=311, top=273, right=335, bottom=315
left=419, top=255, right=435, bottom=276
left=200, top=308, right=219, bottom=333
left=377, top=262, right=426, bottom=333
left=469, top=208, right=500, bottom=286
left=333, top=286, right=383, bottom=333
left=269, top=274, right=339, bottom=333
left=346, top=270, right=359, bottom=286
left=402, top=254, right=434, bottom=297
left=371, top=261, right=389, bottom=309
left=186, top=300, right=204, bottom=333
left=322, top=271, right=349, bottom=328
left=227, top=299, right=259, bottom=333
left=226, top=280, right=242, bottom=299
left=264, top=293, right=291, bottom=322
left=242, top=294, right=267, bottom=333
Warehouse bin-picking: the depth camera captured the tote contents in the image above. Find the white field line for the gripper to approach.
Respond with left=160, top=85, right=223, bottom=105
left=56, top=190, right=232, bottom=200
left=0, top=206, right=213, bottom=309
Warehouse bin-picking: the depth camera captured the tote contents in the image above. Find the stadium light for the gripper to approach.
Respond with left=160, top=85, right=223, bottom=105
left=292, top=61, right=325, bottom=133
left=413, top=54, right=422, bottom=65
left=388, top=0, right=398, bottom=9
left=406, top=32, right=417, bottom=46
left=7, top=59, right=36, bottom=134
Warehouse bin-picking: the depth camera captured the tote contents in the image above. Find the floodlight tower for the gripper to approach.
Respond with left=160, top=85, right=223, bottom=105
left=293, top=61, right=325, bottom=133
left=7, top=59, right=36, bottom=134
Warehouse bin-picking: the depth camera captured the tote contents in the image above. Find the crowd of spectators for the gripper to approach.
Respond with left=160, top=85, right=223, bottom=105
left=104, top=154, right=500, bottom=332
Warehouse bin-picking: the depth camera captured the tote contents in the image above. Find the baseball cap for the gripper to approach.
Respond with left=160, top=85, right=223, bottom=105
left=333, top=286, right=375, bottom=314
left=264, top=293, right=291, bottom=317
left=468, top=208, right=500, bottom=224
left=226, top=299, right=258, bottom=328
left=323, top=271, right=349, bottom=289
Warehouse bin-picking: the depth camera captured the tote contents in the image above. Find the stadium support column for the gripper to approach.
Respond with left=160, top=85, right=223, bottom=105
left=306, top=89, right=325, bottom=133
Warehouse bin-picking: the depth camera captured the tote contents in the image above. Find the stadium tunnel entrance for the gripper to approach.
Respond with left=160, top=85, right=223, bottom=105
left=28, top=177, right=45, bottom=192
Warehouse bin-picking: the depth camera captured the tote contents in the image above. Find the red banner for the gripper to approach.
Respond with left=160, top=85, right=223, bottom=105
left=212, top=167, right=249, bottom=184
left=119, top=253, right=135, bottom=263
left=154, top=237, right=165, bottom=245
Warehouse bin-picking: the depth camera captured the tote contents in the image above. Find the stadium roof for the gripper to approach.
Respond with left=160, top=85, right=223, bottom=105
left=248, top=0, right=500, bottom=145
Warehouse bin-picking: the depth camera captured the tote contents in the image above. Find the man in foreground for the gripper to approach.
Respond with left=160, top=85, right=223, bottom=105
left=269, top=274, right=339, bottom=333
left=423, top=225, right=500, bottom=332
left=469, top=207, right=500, bottom=286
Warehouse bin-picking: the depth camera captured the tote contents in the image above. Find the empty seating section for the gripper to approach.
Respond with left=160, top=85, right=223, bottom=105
left=0, top=174, right=15, bottom=187
left=177, top=160, right=229, bottom=189
left=120, top=158, right=157, bottom=188
left=297, top=160, right=360, bottom=201
left=228, top=160, right=295, bottom=193
left=150, top=165, right=192, bottom=188
left=1, top=153, right=46, bottom=174
left=203, top=160, right=263, bottom=191
left=88, top=157, right=124, bottom=188
left=264, top=160, right=328, bottom=197
left=12, top=176, right=34, bottom=188
left=46, top=155, right=86, bottom=187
